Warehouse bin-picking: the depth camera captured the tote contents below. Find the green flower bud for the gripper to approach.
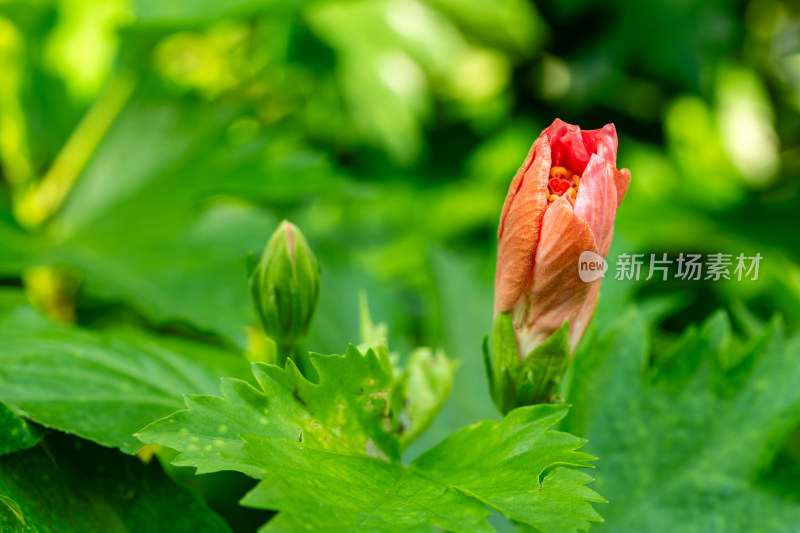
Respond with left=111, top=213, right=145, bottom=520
left=249, top=221, right=320, bottom=347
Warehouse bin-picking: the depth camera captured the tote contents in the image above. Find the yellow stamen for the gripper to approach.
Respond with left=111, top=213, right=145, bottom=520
left=550, top=166, right=571, bottom=179
left=548, top=194, right=558, bottom=203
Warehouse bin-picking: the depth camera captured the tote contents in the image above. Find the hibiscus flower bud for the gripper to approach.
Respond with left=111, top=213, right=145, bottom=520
left=249, top=221, right=320, bottom=349
left=485, top=119, right=630, bottom=413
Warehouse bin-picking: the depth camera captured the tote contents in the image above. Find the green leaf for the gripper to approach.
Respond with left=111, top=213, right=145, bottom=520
left=134, top=0, right=293, bottom=24
left=423, top=0, right=545, bottom=53
left=242, top=404, right=600, bottom=532
left=142, top=364, right=599, bottom=531
left=0, top=215, right=35, bottom=277
left=0, top=402, right=43, bottom=456
left=51, top=203, right=275, bottom=348
left=412, top=404, right=603, bottom=532
left=0, top=433, right=230, bottom=533
left=0, top=303, right=251, bottom=454
left=562, top=308, right=800, bottom=532
left=139, top=343, right=601, bottom=531
left=34, top=83, right=334, bottom=346
left=241, top=437, right=492, bottom=533
left=137, top=346, right=401, bottom=477
left=420, top=249, right=497, bottom=456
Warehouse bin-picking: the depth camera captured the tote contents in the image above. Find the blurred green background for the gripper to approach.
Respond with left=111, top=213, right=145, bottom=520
left=1, top=0, right=799, bottom=530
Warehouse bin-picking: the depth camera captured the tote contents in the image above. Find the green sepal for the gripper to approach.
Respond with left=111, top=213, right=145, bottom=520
left=488, top=312, right=522, bottom=414
left=518, top=319, right=571, bottom=405
left=485, top=314, right=571, bottom=414
left=482, top=334, right=493, bottom=396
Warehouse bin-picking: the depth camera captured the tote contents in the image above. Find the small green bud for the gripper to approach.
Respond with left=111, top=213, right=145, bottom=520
left=394, top=347, right=454, bottom=448
left=250, top=221, right=320, bottom=347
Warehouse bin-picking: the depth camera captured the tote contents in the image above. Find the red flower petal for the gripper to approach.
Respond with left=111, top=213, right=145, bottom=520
left=544, top=120, right=620, bottom=174
left=593, top=123, right=618, bottom=167
left=545, top=119, right=592, bottom=174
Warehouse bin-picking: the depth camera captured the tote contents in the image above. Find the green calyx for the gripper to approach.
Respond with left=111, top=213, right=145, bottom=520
left=483, top=313, right=570, bottom=414
left=249, top=221, right=321, bottom=353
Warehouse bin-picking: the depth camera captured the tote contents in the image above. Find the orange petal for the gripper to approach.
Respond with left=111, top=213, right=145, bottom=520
left=570, top=279, right=601, bottom=351
left=613, top=167, right=631, bottom=208
left=514, top=194, right=600, bottom=357
left=494, top=135, right=551, bottom=313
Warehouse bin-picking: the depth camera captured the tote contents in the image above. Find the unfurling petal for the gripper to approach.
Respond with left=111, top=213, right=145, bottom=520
left=546, top=119, right=593, bottom=174
left=593, top=124, right=618, bottom=167
left=613, top=167, right=631, bottom=208
left=545, top=119, right=620, bottom=174
left=494, top=136, right=551, bottom=313
left=574, top=154, right=618, bottom=257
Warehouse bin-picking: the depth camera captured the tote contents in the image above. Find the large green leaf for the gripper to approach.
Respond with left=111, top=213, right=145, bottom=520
left=0, top=301, right=251, bottom=454
left=410, top=405, right=602, bottom=532
left=0, top=432, right=230, bottom=533
left=562, top=309, right=800, bottom=532
left=242, top=438, right=491, bottom=533
left=137, top=346, right=400, bottom=478
left=52, top=204, right=275, bottom=347
left=242, top=404, right=600, bottom=532
left=138, top=345, right=602, bottom=532
left=43, top=87, right=267, bottom=345
left=33, top=82, right=338, bottom=346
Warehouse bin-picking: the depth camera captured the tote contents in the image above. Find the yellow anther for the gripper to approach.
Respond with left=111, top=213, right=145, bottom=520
left=548, top=194, right=558, bottom=202
left=550, top=166, right=571, bottom=179
left=568, top=187, right=577, bottom=200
